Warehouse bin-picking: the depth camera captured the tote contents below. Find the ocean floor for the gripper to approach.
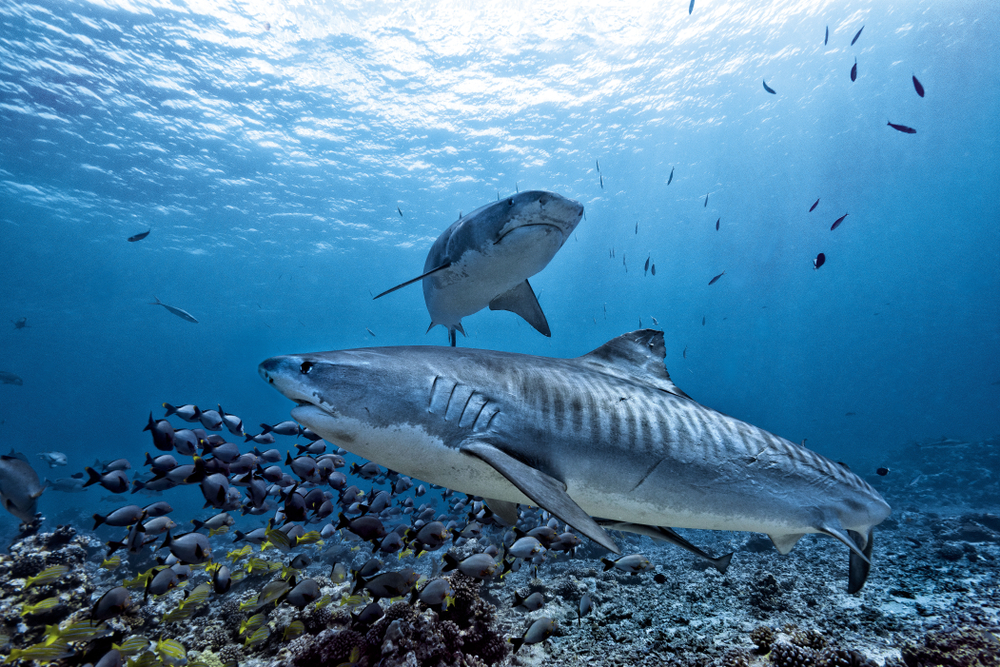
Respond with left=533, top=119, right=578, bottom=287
left=1, top=434, right=998, bottom=667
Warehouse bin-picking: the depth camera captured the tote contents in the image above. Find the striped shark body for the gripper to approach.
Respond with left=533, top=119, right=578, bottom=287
left=259, top=329, right=890, bottom=591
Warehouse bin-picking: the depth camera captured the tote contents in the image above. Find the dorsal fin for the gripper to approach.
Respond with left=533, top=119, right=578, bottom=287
left=576, top=329, right=691, bottom=399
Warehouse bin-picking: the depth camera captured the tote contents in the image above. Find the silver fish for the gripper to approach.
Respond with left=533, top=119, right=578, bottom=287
left=149, top=297, right=198, bottom=323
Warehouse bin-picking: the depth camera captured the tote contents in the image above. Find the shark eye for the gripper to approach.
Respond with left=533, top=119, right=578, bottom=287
left=300, top=361, right=314, bottom=375
left=507, top=199, right=514, bottom=205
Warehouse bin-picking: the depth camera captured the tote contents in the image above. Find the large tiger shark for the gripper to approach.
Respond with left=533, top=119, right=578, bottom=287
left=259, top=329, right=891, bottom=592
left=374, top=190, right=584, bottom=346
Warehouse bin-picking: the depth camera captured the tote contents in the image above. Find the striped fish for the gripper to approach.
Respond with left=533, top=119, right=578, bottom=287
left=260, top=329, right=891, bottom=592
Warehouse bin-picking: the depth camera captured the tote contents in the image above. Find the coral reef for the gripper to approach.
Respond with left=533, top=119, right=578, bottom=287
left=900, top=626, right=1000, bottom=667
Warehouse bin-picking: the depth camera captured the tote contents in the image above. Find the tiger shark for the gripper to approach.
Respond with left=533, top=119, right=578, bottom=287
left=259, top=329, right=891, bottom=591
left=373, top=190, right=584, bottom=346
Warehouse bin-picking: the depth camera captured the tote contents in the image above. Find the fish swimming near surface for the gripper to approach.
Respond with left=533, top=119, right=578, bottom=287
left=825, top=26, right=829, bottom=45
left=149, top=297, right=198, bottom=323
left=809, top=198, right=820, bottom=212
left=0, top=371, right=24, bottom=385
left=763, top=80, right=776, bottom=94
left=708, top=271, right=725, bottom=285
left=0, top=454, right=45, bottom=522
left=667, top=167, right=674, bottom=185
left=814, top=253, right=826, bottom=270
left=851, top=58, right=857, bottom=82
left=887, top=121, right=917, bottom=134
left=373, top=191, right=584, bottom=346
left=715, top=218, right=720, bottom=231
left=831, top=213, right=849, bottom=231
left=12, top=317, right=28, bottom=329
left=688, top=0, right=694, bottom=15
left=851, top=25, right=864, bottom=46
left=704, top=193, right=709, bottom=207
left=912, top=75, right=925, bottom=97
left=127, top=229, right=151, bottom=242
left=260, top=329, right=891, bottom=591
left=397, top=206, right=403, bottom=217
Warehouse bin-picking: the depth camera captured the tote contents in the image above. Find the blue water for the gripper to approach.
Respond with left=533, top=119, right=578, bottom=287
left=1, top=0, right=998, bottom=524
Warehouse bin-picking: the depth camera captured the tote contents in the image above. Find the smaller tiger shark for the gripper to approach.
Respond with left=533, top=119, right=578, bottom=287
left=260, top=330, right=891, bottom=592
left=374, top=190, right=584, bottom=346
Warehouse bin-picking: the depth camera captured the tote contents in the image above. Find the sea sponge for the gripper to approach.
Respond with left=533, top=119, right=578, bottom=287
left=792, top=629, right=828, bottom=651
left=751, top=626, right=776, bottom=652
left=770, top=641, right=816, bottom=667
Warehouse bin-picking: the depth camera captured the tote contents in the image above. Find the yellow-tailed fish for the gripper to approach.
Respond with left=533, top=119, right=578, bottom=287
left=338, top=594, right=365, bottom=607
left=24, top=565, right=70, bottom=588
left=47, top=620, right=110, bottom=644
left=283, top=620, right=305, bottom=641
left=336, top=645, right=362, bottom=667
left=154, top=637, right=187, bottom=664
left=209, top=526, right=230, bottom=537
left=128, top=651, right=161, bottom=667
left=227, top=545, right=253, bottom=564
left=114, top=635, right=152, bottom=656
left=262, top=527, right=291, bottom=552
left=314, top=594, right=333, bottom=609
left=295, top=531, right=323, bottom=546
left=3, top=637, right=72, bottom=663
left=21, top=597, right=61, bottom=616
left=100, top=555, right=122, bottom=570
left=244, top=625, right=270, bottom=648
left=239, top=613, right=265, bottom=637
left=397, top=549, right=414, bottom=559
left=231, top=570, right=246, bottom=583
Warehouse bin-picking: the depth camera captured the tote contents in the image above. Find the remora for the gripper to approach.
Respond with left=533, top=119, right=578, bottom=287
left=259, top=329, right=891, bottom=591
left=373, top=190, right=584, bottom=346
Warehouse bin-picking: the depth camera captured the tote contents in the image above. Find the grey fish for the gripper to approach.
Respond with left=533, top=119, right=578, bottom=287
left=38, top=452, right=67, bottom=467
left=851, top=25, right=863, bottom=46
left=46, top=473, right=86, bottom=493
left=709, top=270, right=725, bottom=285
left=0, top=371, right=23, bottom=386
left=12, top=317, right=28, bottom=329
left=127, top=229, right=151, bottom=242
left=149, top=297, right=198, bottom=324
left=0, top=455, right=45, bottom=522
left=373, top=191, right=584, bottom=346
left=510, top=617, right=555, bottom=653
left=260, top=329, right=891, bottom=592
left=763, top=79, right=776, bottom=94
left=667, top=166, right=674, bottom=185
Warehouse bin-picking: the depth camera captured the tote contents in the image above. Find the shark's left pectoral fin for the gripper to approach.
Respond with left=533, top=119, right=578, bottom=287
left=847, top=528, right=874, bottom=593
left=488, top=281, right=551, bottom=337
left=460, top=440, right=619, bottom=554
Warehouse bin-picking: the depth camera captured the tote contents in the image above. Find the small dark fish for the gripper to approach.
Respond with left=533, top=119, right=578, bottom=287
left=887, top=121, right=916, bottom=134
left=763, top=79, right=776, bottom=94
left=0, top=371, right=23, bottom=386
left=702, top=316, right=705, bottom=325
left=397, top=206, right=403, bottom=217
left=688, top=0, right=694, bottom=14
left=876, top=467, right=890, bottom=476
left=667, top=166, right=674, bottom=185
left=912, top=75, right=924, bottom=97
left=635, top=221, right=638, bottom=235
left=715, top=217, right=719, bottom=231
left=851, top=25, right=863, bottom=46
left=708, top=271, right=725, bottom=285
left=127, top=229, right=151, bottom=242
left=851, top=58, right=857, bottom=82
left=366, top=327, right=375, bottom=337
left=644, top=256, right=650, bottom=275
left=651, top=263, right=655, bottom=276
left=12, top=317, right=28, bottom=329
left=813, top=252, right=826, bottom=270
left=830, top=213, right=849, bottom=231
left=596, top=159, right=600, bottom=172
left=825, top=26, right=829, bottom=45
left=809, top=198, right=820, bottom=212
left=682, top=346, right=687, bottom=359
left=578, top=593, right=592, bottom=624
left=704, top=192, right=709, bottom=207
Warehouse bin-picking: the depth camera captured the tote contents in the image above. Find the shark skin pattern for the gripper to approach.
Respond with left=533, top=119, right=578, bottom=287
left=259, top=329, right=891, bottom=592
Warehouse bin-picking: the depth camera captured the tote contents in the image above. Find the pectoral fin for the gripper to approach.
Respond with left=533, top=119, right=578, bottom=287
left=483, top=498, right=519, bottom=526
left=373, top=262, right=452, bottom=300
left=488, top=280, right=551, bottom=337
left=460, top=440, right=619, bottom=554
left=847, top=528, right=874, bottom=593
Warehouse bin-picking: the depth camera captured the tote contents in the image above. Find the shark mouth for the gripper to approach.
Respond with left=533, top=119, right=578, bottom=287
left=494, top=222, right=567, bottom=245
